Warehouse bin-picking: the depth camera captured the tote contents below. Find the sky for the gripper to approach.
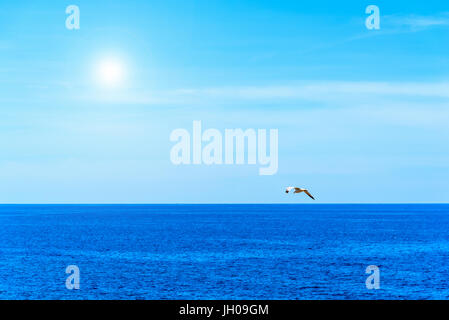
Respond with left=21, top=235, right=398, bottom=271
left=0, top=0, right=448, bottom=203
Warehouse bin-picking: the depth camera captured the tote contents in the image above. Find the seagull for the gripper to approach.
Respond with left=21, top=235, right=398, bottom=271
left=285, top=187, right=315, bottom=200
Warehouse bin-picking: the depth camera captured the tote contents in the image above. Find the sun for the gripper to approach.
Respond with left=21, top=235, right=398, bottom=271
left=97, top=59, right=124, bottom=86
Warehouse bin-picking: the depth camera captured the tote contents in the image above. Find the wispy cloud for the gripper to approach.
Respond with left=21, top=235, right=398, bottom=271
left=4, top=80, right=449, bottom=108
left=385, top=12, right=449, bottom=31
left=169, top=81, right=449, bottom=102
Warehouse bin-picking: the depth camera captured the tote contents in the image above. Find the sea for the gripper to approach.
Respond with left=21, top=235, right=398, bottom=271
left=0, top=204, right=448, bottom=300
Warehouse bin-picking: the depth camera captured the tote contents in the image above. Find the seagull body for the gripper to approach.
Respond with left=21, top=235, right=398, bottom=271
left=285, top=187, right=315, bottom=200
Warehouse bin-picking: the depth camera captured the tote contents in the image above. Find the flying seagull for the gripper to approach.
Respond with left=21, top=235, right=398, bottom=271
left=285, top=187, right=315, bottom=200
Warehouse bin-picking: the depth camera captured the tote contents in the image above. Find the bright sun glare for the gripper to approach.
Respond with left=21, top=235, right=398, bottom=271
left=97, top=59, right=124, bottom=86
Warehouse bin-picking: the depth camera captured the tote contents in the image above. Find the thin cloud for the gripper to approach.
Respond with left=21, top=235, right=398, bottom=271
left=172, top=82, right=449, bottom=101
left=66, top=81, right=449, bottom=106
left=5, top=81, right=449, bottom=106
left=385, top=12, right=449, bottom=31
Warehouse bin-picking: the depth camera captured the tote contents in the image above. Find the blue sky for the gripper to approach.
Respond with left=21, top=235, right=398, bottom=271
left=0, top=0, right=448, bottom=203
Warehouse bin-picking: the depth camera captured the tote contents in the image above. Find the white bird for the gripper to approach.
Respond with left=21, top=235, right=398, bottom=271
left=285, top=187, right=315, bottom=200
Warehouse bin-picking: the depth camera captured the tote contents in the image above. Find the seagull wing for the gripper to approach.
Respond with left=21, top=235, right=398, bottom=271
left=304, top=190, right=315, bottom=200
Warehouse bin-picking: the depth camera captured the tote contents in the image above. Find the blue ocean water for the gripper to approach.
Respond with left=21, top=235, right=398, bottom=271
left=0, top=204, right=448, bottom=300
